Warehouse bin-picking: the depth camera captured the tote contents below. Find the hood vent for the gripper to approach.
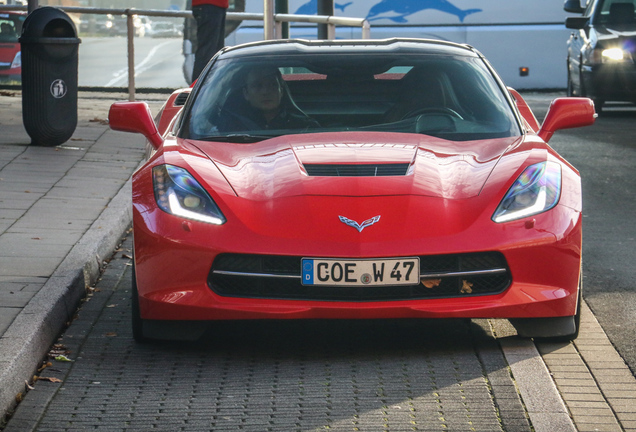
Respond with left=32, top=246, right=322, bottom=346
left=304, top=163, right=410, bottom=177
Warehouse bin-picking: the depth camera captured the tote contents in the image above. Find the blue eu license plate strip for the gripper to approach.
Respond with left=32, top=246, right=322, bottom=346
left=301, top=257, right=420, bottom=286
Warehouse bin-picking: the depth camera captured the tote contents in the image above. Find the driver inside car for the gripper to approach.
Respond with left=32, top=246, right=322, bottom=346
left=218, top=67, right=319, bottom=132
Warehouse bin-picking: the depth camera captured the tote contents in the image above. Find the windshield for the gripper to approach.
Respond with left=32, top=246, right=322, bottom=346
left=0, top=14, right=24, bottom=43
left=184, top=52, right=520, bottom=142
left=592, top=0, right=636, bottom=25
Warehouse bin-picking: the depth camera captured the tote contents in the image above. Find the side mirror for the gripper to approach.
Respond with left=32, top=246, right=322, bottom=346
left=109, top=102, right=163, bottom=150
left=538, top=98, right=596, bottom=143
left=565, top=16, right=589, bottom=29
left=564, top=0, right=584, bottom=13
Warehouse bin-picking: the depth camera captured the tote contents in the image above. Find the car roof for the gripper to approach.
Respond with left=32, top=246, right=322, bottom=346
left=0, top=12, right=25, bottom=18
left=218, top=38, right=482, bottom=60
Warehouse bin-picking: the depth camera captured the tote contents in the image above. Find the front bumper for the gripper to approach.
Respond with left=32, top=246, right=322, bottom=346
left=133, top=202, right=582, bottom=322
left=581, top=63, right=636, bottom=101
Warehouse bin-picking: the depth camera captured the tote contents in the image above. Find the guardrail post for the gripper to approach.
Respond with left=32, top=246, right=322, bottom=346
left=327, top=22, right=335, bottom=40
left=264, top=0, right=275, bottom=40
left=362, top=19, right=370, bottom=39
left=126, top=11, right=135, bottom=101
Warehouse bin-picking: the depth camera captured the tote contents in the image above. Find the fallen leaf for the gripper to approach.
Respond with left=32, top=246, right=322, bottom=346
left=38, top=362, right=53, bottom=373
left=54, top=355, right=73, bottom=362
left=122, top=253, right=133, bottom=260
left=25, top=380, right=34, bottom=390
left=421, top=278, right=441, bottom=288
left=105, top=332, right=118, bottom=337
left=89, top=117, right=108, bottom=125
left=460, top=280, right=473, bottom=294
left=37, top=377, right=62, bottom=383
left=106, top=304, right=117, bottom=308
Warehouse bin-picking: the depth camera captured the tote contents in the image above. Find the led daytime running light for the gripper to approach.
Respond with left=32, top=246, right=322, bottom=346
left=492, top=162, right=561, bottom=223
left=153, top=164, right=226, bottom=225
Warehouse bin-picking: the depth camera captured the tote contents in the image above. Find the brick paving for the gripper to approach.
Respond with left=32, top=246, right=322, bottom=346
left=537, top=301, right=636, bottom=432
left=5, top=238, right=533, bottom=432
left=0, top=90, right=164, bottom=420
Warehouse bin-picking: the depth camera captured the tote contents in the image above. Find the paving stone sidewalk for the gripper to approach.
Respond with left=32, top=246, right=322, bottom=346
left=0, top=90, right=164, bottom=420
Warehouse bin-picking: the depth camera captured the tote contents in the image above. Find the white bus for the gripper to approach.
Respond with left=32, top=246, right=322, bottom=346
left=221, top=0, right=574, bottom=90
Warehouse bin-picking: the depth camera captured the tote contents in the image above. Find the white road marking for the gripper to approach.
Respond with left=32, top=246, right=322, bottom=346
left=104, top=40, right=175, bottom=87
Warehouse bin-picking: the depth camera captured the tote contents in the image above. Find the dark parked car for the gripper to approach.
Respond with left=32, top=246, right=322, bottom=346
left=565, top=0, right=636, bottom=111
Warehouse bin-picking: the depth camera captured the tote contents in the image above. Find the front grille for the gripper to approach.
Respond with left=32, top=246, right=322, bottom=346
left=304, top=163, right=410, bottom=177
left=208, top=252, right=511, bottom=301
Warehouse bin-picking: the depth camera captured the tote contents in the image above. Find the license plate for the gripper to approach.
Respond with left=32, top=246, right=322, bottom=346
left=302, top=258, right=420, bottom=286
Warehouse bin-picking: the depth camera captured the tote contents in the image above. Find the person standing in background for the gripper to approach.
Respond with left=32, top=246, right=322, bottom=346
left=191, top=0, right=228, bottom=81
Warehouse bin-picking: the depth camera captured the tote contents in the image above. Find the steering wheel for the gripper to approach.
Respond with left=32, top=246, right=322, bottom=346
left=402, top=107, right=464, bottom=120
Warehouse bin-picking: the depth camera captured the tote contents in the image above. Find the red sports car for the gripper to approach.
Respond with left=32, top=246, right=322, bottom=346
left=109, top=39, right=596, bottom=342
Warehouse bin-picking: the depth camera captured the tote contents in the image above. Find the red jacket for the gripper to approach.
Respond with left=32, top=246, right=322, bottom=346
left=192, top=0, right=228, bottom=7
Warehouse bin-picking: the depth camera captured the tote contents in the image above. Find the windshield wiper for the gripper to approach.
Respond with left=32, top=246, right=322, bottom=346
left=200, top=134, right=275, bottom=143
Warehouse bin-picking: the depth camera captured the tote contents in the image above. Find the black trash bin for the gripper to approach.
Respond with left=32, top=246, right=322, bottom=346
left=19, top=7, right=81, bottom=146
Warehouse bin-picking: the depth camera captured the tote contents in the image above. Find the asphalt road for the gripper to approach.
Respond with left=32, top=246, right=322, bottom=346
left=524, top=93, right=636, bottom=377
left=78, top=36, right=188, bottom=89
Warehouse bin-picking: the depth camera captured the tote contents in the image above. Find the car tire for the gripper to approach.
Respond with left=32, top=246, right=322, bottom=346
left=131, top=261, right=150, bottom=343
left=577, top=65, right=604, bottom=114
left=510, top=276, right=582, bottom=341
left=593, top=99, right=604, bottom=114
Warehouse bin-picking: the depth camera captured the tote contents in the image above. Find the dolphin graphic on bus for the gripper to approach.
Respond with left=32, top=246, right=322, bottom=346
left=295, top=0, right=354, bottom=15
left=367, top=0, right=482, bottom=23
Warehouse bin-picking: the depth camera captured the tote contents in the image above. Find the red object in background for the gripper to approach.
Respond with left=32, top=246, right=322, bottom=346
left=0, top=12, right=25, bottom=82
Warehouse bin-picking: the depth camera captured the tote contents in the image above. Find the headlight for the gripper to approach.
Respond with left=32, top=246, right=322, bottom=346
left=153, top=164, right=226, bottom=225
left=602, top=48, right=626, bottom=61
left=10, top=51, right=21, bottom=69
left=492, top=162, right=561, bottom=223
left=587, top=47, right=634, bottom=64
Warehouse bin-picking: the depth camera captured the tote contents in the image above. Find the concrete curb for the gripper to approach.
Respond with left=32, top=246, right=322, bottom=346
left=0, top=176, right=133, bottom=418
left=501, top=337, right=577, bottom=432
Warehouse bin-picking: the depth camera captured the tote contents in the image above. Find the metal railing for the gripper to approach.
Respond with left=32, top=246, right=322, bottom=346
left=0, top=4, right=370, bottom=101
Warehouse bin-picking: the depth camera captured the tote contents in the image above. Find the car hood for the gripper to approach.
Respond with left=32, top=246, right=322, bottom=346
left=189, top=132, right=521, bottom=200
left=592, top=23, right=636, bottom=44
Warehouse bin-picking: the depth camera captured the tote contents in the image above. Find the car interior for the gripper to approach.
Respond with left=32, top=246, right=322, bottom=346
left=188, top=55, right=519, bottom=141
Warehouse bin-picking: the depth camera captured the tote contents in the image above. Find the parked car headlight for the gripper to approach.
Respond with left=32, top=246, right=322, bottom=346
left=492, top=162, right=561, bottom=223
left=10, top=51, right=21, bottom=69
left=153, top=164, right=226, bottom=225
left=586, top=47, right=634, bottom=64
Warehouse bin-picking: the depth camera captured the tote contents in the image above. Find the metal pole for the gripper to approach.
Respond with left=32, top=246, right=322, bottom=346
left=263, top=0, right=274, bottom=40
left=275, top=0, right=288, bottom=39
left=317, top=0, right=333, bottom=39
left=126, top=12, right=136, bottom=101
left=27, top=0, right=38, bottom=14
